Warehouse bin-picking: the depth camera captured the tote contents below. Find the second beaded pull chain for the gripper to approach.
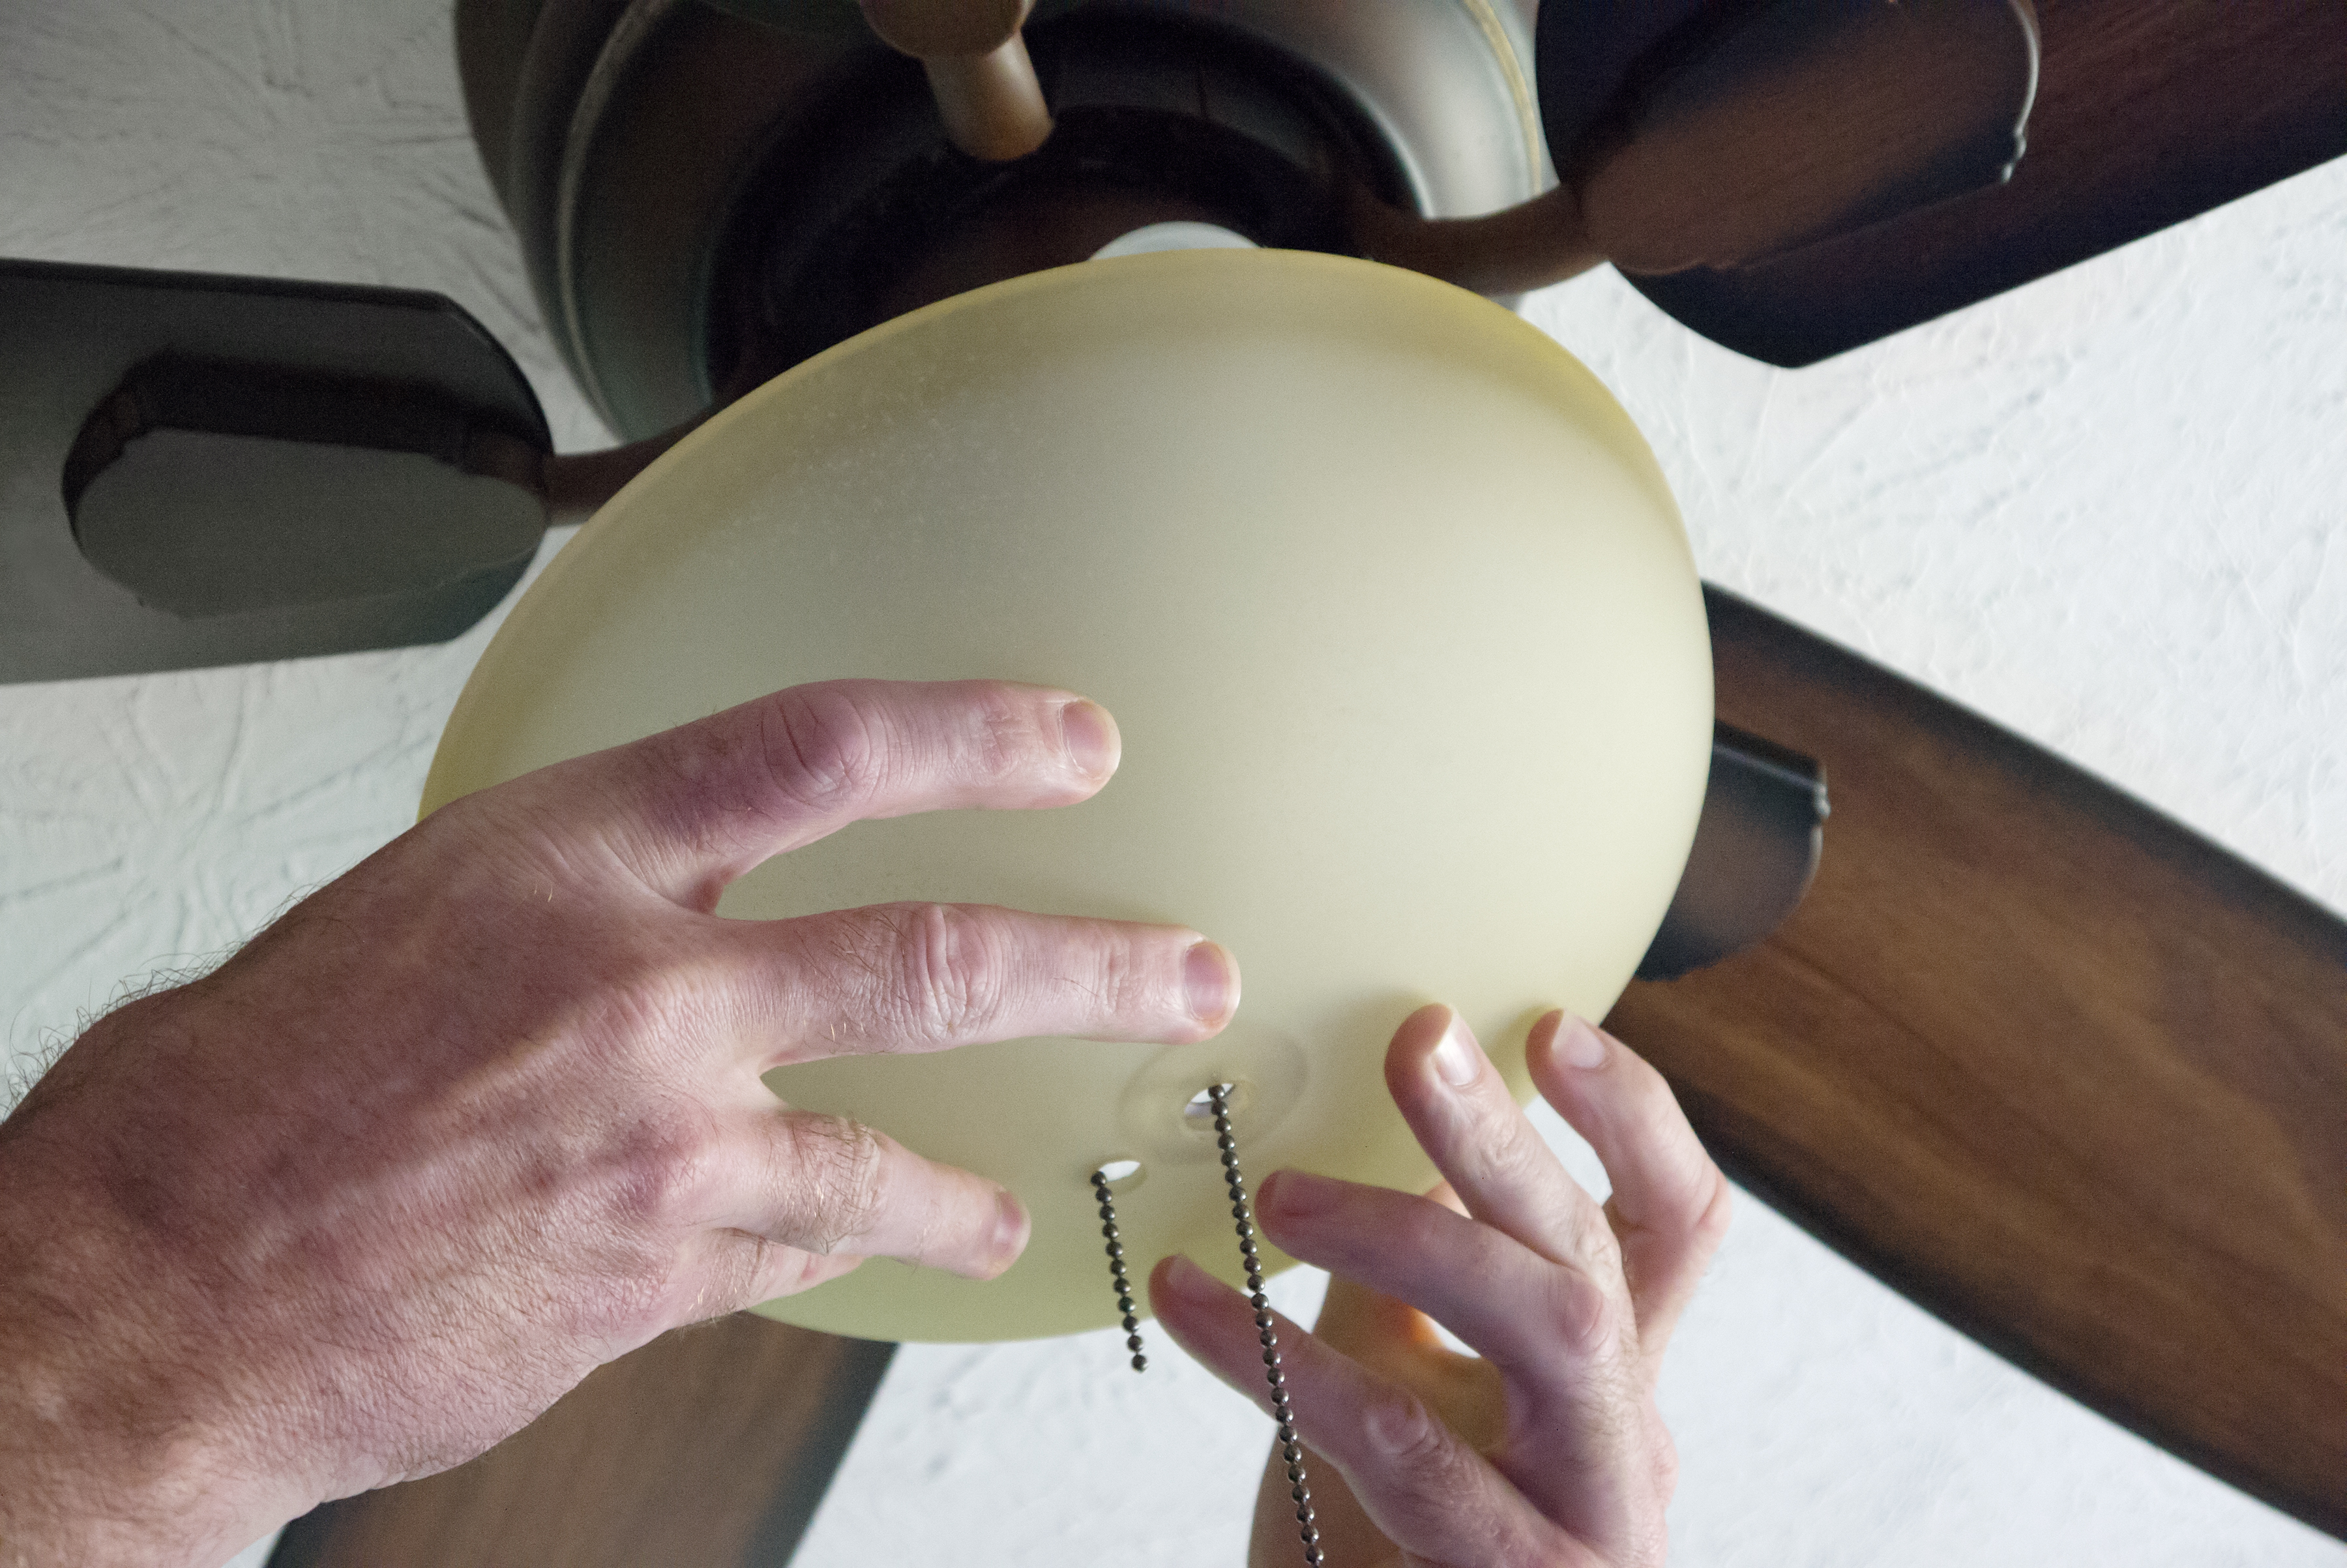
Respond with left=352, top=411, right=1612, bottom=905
left=1210, top=1082, right=1323, bottom=1568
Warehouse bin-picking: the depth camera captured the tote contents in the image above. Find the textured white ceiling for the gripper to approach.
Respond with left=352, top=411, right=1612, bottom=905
left=3, top=4, right=2342, bottom=1565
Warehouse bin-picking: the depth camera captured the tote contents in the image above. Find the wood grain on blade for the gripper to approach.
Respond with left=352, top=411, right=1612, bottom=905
left=269, top=1316, right=892, bottom=1567
left=1627, top=1, right=2347, bottom=364
left=1606, top=587, right=2347, bottom=1537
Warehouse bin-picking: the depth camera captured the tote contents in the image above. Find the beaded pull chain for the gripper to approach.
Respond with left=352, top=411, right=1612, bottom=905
left=1210, top=1082, right=1322, bottom=1567
left=1091, top=1167, right=1147, bottom=1372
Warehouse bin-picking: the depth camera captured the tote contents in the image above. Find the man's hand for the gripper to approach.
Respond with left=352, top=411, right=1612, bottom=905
left=1151, top=1005, right=1727, bottom=1567
left=0, top=679, right=1239, bottom=1568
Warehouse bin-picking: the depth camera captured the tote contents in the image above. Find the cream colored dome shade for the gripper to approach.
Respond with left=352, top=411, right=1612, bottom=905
left=421, top=249, right=1712, bottom=1344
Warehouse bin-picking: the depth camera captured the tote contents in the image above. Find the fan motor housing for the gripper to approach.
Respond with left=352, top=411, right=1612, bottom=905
left=458, top=0, right=1547, bottom=439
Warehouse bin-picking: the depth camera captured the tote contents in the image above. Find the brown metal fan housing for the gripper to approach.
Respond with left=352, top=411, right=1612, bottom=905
left=455, top=0, right=1549, bottom=440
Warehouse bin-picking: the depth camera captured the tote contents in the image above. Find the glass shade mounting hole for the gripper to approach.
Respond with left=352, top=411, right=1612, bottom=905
left=1184, top=1080, right=1256, bottom=1137
left=1095, top=1157, right=1146, bottom=1194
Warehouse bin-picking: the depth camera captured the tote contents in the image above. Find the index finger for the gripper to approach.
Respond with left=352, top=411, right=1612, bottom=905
left=500, top=679, right=1121, bottom=907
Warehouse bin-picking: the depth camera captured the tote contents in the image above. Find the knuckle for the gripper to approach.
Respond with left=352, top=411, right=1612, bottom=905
left=778, top=1113, right=888, bottom=1252
left=891, top=902, right=1009, bottom=1044
left=1470, top=1117, right=1550, bottom=1195
left=1610, top=1050, right=1680, bottom=1130
left=1368, top=1387, right=1447, bottom=1467
left=604, top=1109, right=722, bottom=1232
left=1543, top=1267, right=1619, bottom=1359
left=759, top=684, right=886, bottom=815
left=1081, top=925, right=1147, bottom=1021
left=693, top=1232, right=843, bottom=1319
left=1620, top=1425, right=1680, bottom=1568
left=960, top=681, right=1035, bottom=781
left=698, top=1232, right=832, bottom=1315
left=1637, top=1065, right=1719, bottom=1194
left=1364, top=1393, right=1501, bottom=1548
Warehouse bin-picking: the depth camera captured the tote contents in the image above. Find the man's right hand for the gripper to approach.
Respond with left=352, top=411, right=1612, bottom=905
left=0, top=678, right=1238, bottom=1568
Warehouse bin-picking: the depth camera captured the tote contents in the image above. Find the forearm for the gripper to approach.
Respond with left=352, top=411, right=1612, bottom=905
left=0, top=1353, right=246, bottom=1568
left=0, top=1087, right=284, bottom=1568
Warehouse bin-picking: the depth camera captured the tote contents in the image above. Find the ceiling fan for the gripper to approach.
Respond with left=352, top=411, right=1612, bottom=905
left=5, top=0, right=2342, bottom=1555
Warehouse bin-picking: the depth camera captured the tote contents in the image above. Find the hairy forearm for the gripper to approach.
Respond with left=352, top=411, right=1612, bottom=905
left=0, top=1330, right=237, bottom=1568
left=0, top=1039, right=278, bottom=1568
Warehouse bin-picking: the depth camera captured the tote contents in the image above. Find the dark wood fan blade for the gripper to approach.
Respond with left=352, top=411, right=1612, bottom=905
left=269, top=1315, right=893, bottom=1568
left=1604, top=586, right=2347, bottom=1537
left=1576, top=0, right=2038, bottom=276
left=1373, top=0, right=2039, bottom=299
left=1601, top=1, right=2347, bottom=365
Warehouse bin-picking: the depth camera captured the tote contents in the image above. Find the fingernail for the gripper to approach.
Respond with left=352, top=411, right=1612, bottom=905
left=992, top=1190, right=1031, bottom=1264
left=1431, top=1010, right=1483, bottom=1087
left=1059, top=699, right=1120, bottom=781
left=1260, top=1169, right=1333, bottom=1220
left=1560, top=1015, right=1609, bottom=1070
left=1185, top=940, right=1239, bottom=1026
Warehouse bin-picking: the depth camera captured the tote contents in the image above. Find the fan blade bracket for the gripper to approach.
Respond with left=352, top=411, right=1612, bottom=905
left=1561, top=0, right=2041, bottom=275
left=1637, top=720, right=1830, bottom=981
left=63, top=356, right=546, bottom=620
left=1604, top=1, right=2347, bottom=365
left=1376, top=0, right=2041, bottom=299
left=1, top=258, right=551, bottom=683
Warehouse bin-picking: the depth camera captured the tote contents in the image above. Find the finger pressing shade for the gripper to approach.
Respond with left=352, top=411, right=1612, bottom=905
left=514, top=678, right=1120, bottom=908
left=716, top=1106, right=1029, bottom=1282
left=716, top=901, right=1238, bottom=1065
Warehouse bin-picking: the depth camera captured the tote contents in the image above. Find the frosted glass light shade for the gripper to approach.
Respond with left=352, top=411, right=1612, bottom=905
left=421, top=250, right=1711, bottom=1343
